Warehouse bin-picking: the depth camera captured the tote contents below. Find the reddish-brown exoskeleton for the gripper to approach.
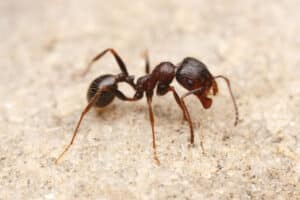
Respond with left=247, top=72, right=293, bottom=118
left=55, top=48, right=239, bottom=164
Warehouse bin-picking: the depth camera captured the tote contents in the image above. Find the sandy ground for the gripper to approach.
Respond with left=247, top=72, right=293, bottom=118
left=0, top=0, right=300, bottom=199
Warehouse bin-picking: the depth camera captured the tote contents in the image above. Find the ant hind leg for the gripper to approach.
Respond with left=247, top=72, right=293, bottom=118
left=55, top=89, right=106, bottom=164
left=74, top=48, right=130, bottom=79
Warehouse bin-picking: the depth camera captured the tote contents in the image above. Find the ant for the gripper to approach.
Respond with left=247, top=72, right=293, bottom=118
left=55, top=48, right=239, bottom=165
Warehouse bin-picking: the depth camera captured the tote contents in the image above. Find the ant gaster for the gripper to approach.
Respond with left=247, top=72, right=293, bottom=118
left=55, top=48, right=239, bottom=164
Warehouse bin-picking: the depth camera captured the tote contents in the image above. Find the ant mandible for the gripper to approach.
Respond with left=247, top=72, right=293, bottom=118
left=55, top=48, right=239, bottom=165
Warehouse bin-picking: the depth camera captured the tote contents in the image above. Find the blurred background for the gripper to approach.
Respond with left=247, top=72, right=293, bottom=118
left=0, top=0, right=299, bottom=199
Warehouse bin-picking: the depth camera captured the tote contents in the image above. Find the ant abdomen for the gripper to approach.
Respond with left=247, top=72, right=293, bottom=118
left=87, top=74, right=117, bottom=107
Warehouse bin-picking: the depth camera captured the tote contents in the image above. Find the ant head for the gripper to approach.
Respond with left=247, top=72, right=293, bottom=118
left=176, top=57, right=213, bottom=90
left=176, top=57, right=217, bottom=109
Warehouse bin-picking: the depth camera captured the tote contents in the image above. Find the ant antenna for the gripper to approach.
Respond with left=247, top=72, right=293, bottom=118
left=214, top=75, right=239, bottom=126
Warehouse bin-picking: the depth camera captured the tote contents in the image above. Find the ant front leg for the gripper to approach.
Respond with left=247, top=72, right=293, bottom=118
left=180, top=87, right=207, bottom=154
left=75, top=48, right=130, bottom=78
left=146, top=92, right=160, bottom=165
left=167, top=86, right=188, bottom=121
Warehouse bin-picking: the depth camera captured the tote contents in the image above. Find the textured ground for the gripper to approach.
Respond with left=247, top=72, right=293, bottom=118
left=0, top=0, right=300, bottom=199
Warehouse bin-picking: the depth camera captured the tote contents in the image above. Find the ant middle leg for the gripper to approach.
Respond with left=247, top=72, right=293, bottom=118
left=142, top=49, right=150, bottom=74
left=76, top=48, right=130, bottom=78
left=146, top=92, right=160, bottom=165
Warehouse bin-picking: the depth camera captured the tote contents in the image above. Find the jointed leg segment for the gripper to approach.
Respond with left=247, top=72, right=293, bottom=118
left=55, top=89, right=105, bottom=163
left=168, top=86, right=188, bottom=121
left=146, top=92, right=160, bottom=165
left=79, top=48, right=130, bottom=77
left=180, top=87, right=208, bottom=154
left=142, top=50, right=150, bottom=74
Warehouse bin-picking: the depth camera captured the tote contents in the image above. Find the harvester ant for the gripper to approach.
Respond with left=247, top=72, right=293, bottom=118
left=55, top=48, right=239, bottom=164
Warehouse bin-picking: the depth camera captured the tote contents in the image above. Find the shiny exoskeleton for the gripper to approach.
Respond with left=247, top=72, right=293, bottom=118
left=55, top=48, right=239, bottom=165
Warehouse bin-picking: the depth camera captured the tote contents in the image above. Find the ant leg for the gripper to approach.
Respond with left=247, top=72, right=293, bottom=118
left=142, top=49, right=150, bottom=74
left=114, top=89, right=141, bottom=101
left=115, top=87, right=159, bottom=164
left=55, top=89, right=105, bottom=164
left=214, top=75, right=239, bottom=126
left=168, top=86, right=187, bottom=121
left=77, top=48, right=130, bottom=78
left=180, top=87, right=206, bottom=154
left=146, top=92, right=160, bottom=165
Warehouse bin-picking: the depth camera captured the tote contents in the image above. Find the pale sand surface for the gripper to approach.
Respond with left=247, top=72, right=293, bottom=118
left=0, top=0, right=299, bottom=199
